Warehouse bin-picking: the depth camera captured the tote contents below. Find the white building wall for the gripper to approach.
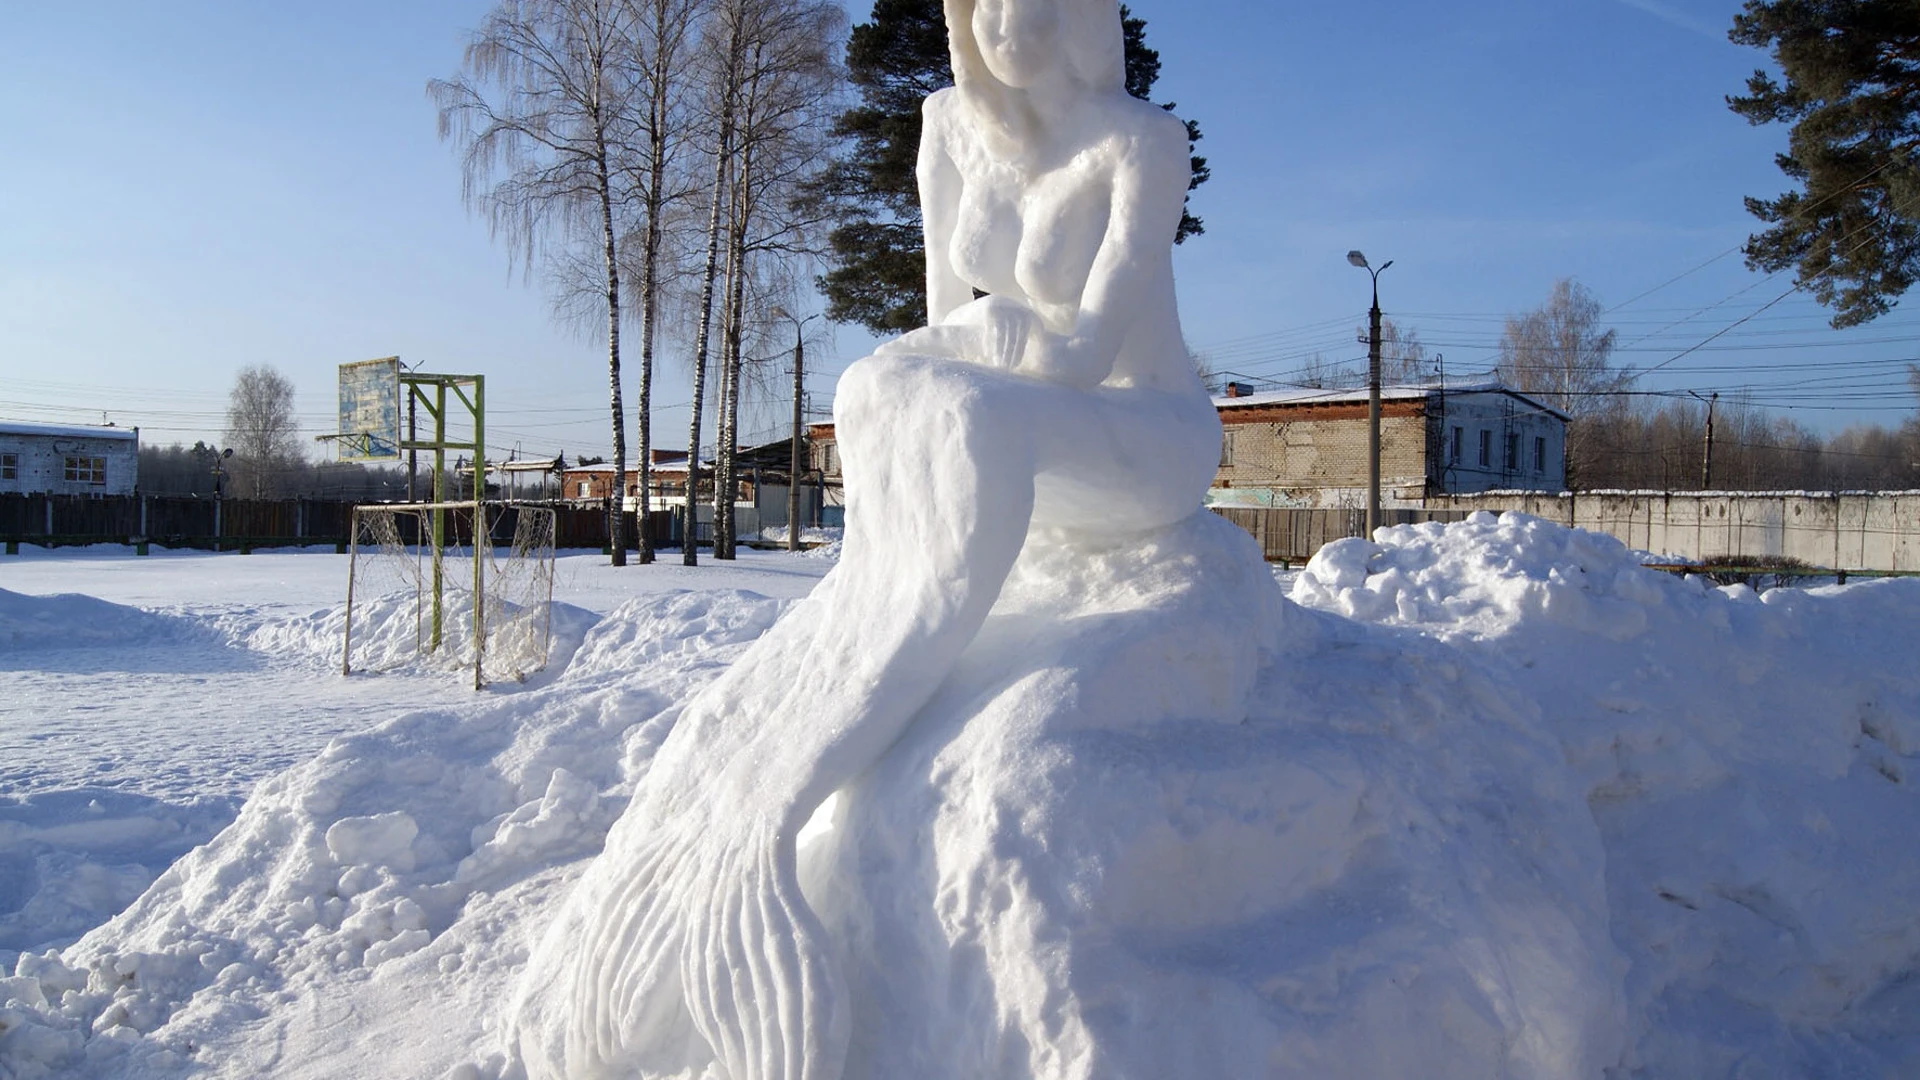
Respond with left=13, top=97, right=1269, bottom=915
left=0, top=425, right=140, bottom=496
left=1430, top=393, right=1565, bottom=495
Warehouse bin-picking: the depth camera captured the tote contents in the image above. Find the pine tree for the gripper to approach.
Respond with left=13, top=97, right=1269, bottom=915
left=814, top=0, right=1208, bottom=334
left=1729, top=0, right=1920, bottom=327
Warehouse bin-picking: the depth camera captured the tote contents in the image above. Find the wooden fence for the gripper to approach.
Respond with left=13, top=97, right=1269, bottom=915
left=1210, top=507, right=1473, bottom=564
left=0, top=493, right=674, bottom=552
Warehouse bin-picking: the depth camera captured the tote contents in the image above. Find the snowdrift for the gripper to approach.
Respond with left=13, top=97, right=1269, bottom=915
left=0, top=589, right=199, bottom=653
left=3, top=514, right=1918, bottom=1079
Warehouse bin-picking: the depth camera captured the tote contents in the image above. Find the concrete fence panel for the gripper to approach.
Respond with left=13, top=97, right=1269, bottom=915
left=1428, top=490, right=1920, bottom=571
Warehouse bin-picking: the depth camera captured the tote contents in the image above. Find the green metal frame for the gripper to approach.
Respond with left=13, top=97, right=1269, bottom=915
left=399, top=373, right=485, bottom=657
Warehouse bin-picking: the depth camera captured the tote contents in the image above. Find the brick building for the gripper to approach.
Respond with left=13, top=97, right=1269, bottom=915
left=1212, top=381, right=1566, bottom=509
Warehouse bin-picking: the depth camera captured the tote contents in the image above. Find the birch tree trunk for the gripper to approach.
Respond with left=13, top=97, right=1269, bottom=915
left=683, top=10, right=743, bottom=566
left=597, top=134, right=629, bottom=567
left=715, top=132, right=754, bottom=561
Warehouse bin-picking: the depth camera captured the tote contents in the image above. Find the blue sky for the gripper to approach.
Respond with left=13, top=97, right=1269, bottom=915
left=3, top=0, right=1916, bottom=465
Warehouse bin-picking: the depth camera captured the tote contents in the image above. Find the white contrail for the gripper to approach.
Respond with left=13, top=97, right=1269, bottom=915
left=1611, top=0, right=1726, bottom=41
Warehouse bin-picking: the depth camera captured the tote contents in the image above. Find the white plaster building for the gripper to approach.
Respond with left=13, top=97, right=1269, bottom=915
left=0, top=421, right=140, bottom=496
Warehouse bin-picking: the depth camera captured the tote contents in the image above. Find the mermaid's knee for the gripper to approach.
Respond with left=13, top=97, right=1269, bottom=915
left=835, top=353, right=921, bottom=427
left=835, top=352, right=1006, bottom=431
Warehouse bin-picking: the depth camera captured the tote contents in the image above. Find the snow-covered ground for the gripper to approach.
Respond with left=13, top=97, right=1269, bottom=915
left=0, top=547, right=832, bottom=975
left=2, top=516, right=1918, bottom=1078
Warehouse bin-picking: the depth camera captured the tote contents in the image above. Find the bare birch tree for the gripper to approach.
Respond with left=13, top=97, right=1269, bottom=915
left=707, top=0, right=842, bottom=558
left=681, top=3, right=746, bottom=565
left=1495, top=279, right=1632, bottom=486
left=431, top=0, right=644, bottom=565
left=224, top=364, right=303, bottom=499
left=624, top=0, right=706, bottom=562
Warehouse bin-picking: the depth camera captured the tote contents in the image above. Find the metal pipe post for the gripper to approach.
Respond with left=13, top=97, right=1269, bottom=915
left=1367, top=287, right=1382, bottom=535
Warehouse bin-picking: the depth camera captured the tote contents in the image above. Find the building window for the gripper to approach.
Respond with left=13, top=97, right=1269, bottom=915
left=577, top=481, right=591, bottom=498
left=63, top=455, right=106, bottom=485
left=0, top=453, right=15, bottom=480
left=1477, top=430, right=1491, bottom=468
left=1505, top=433, right=1519, bottom=472
left=1220, top=430, right=1235, bottom=467
left=1533, top=436, right=1546, bottom=474
left=1449, top=426, right=1462, bottom=465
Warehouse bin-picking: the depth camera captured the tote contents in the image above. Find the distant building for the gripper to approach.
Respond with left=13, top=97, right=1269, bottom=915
left=1212, top=381, right=1567, bottom=509
left=0, top=421, right=140, bottom=496
left=560, top=450, right=742, bottom=510
left=559, top=442, right=823, bottom=535
left=495, top=455, right=565, bottom=501
left=805, top=424, right=846, bottom=510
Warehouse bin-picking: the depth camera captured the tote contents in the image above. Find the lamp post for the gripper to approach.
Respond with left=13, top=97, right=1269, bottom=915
left=770, top=307, right=821, bottom=553
left=1347, top=250, right=1393, bottom=535
left=211, top=446, right=233, bottom=548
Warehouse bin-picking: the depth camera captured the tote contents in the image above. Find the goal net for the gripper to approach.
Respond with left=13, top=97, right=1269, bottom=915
left=343, top=502, right=557, bottom=685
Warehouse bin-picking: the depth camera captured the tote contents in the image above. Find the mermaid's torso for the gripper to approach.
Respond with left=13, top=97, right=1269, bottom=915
left=926, top=90, right=1196, bottom=394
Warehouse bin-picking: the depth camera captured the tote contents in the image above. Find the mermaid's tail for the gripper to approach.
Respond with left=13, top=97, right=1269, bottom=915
left=682, top=821, right=843, bottom=1080
left=511, top=353, right=1036, bottom=1080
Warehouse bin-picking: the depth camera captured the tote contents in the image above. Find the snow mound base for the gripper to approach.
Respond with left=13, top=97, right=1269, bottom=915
left=813, top=511, right=1624, bottom=1078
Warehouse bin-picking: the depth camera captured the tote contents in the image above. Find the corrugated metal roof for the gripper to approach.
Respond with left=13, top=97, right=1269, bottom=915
left=0, top=420, right=139, bottom=441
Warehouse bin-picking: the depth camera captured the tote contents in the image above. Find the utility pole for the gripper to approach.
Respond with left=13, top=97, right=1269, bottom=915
left=1348, top=250, right=1393, bottom=535
left=1691, top=390, right=1718, bottom=489
left=1703, top=393, right=1717, bottom=489
left=771, top=307, right=820, bottom=552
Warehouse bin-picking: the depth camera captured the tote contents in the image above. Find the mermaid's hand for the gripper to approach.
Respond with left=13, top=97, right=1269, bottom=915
left=978, top=299, right=1039, bottom=371
left=1013, top=331, right=1108, bottom=389
left=873, top=323, right=966, bottom=362
left=875, top=296, right=1037, bottom=372
left=873, top=296, right=1108, bottom=387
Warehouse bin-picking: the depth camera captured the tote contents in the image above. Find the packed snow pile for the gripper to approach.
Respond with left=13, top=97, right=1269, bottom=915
left=242, top=591, right=603, bottom=681
left=1291, top=511, right=1920, bottom=1075
left=1, top=514, right=1917, bottom=1078
left=0, top=791, right=238, bottom=966
left=0, top=589, right=198, bottom=651
left=0, top=588, right=791, bottom=1079
left=1291, top=511, right=1682, bottom=640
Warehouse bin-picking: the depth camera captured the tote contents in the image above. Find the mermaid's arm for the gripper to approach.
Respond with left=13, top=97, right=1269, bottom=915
left=1021, top=110, right=1191, bottom=389
left=919, top=91, right=973, bottom=327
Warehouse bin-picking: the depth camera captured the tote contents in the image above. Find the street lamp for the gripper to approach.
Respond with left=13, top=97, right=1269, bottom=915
left=1348, top=250, right=1393, bottom=535
left=770, top=306, right=821, bottom=553
left=211, top=446, right=234, bottom=548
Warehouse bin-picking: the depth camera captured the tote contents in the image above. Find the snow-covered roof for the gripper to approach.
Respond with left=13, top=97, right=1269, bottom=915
left=1213, top=381, right=1569, bottom=421
left=565, top=459, right=710, bottom=473
left=498, top=457, right=564, bottom=473
left=0, top=419, right=139, bottom=441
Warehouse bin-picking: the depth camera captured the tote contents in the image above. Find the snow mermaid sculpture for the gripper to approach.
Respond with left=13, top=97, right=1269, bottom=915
left=507, top=0, right=1220, bottom=1076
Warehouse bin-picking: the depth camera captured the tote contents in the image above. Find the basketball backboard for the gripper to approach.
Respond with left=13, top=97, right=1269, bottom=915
left=338, top=357, right=402, bottom=461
